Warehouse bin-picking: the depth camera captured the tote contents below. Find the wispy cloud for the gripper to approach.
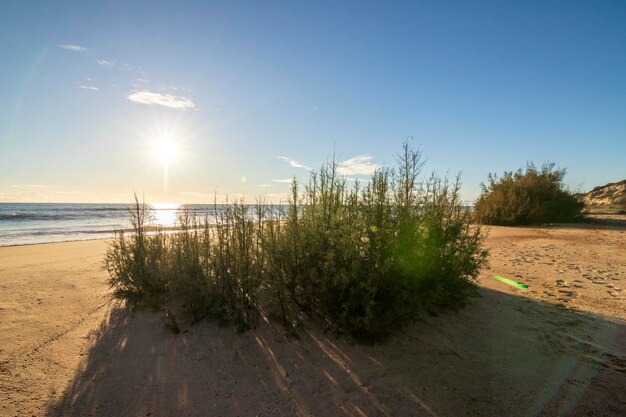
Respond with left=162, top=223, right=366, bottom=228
left=130, top=79, right=150, bottom=89
left=79, top=85, right=99, bottom=91
left=57, top=45, right=143, bottom=76
left=258, top=184, right=274, bottom=187
left=337, top=155, right=381, bottom=176
left=271, top=178, right=294, bottom=184
left=120, top=63, right=143, bottom=73
left=58, top=44, right=89, bottom=53
left=127, top=91, right=196, bottom=110
left=97, top=60, right=143, bottom=73
left=96, top=59, right=115, bottom=68
left=277, top=156, right=312, bottom=171
left=161, top=85, right=191, bottom=92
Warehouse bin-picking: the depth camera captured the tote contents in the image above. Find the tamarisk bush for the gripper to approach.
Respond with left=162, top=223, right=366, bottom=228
left=104, top=196, right=169, bottom=307
left=474, top=162, right=584, bottom=226
left=105, top=141, right=487, bottom=343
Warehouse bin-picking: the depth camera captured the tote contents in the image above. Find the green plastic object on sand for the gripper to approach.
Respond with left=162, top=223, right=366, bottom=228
left=495, top=275, right=528, bottom=289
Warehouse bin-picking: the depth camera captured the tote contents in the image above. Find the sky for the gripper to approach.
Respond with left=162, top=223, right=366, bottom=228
left=1, top=0, right=625, bottom=204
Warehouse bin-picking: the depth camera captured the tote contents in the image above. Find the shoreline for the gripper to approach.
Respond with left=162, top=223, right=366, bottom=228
left=3, top=216, right=624, bottom=248
left=0, top=225, right=200, bottom=248
left=0, top=236, right=114, bottom=249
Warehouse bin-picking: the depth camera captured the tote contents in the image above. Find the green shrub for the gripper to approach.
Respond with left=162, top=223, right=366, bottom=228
left=168, top=208, right=211, bottom=323
left=264, top=141, right=487, bottom=341
left=105, top=142, right=488, bottom=343
left=104, top=196, right=170, bottom=308
left=474, top=162, right=584, bottom=226
left=170, top=201, right=264, bottom=329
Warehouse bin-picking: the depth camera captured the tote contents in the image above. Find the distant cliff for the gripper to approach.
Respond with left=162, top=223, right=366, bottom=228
left=576, top=180, right=626, bottom=210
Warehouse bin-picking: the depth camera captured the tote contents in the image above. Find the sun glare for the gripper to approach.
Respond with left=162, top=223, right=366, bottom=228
left=151, top=202, right=180, bottom=227
left=152, top=139, right=178, bottom=163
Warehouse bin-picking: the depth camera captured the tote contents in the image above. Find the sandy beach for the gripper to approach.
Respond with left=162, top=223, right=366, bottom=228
left=1, top=224, right=624, bottom=417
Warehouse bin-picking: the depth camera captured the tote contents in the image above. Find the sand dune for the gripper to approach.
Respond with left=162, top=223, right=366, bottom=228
left=1, top=225, right=624, bottom=416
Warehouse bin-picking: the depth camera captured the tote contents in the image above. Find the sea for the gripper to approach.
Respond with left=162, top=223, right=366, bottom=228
left=0, top=203, right=226, bottom=247
left=0, top=203, right=473, bottom=247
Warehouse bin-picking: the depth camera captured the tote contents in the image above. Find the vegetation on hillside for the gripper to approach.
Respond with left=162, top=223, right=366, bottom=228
left=105, top=142, right=488, bottom=343
left=474, top=162, right=584, bottom=226
left=576, top=179, right=626, bottom=213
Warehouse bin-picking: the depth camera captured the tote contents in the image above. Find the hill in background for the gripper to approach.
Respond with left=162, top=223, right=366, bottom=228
left=576, top=179, right=626, bottom=213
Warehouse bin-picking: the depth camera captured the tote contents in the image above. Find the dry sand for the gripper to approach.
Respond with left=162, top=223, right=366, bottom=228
left=0, top=224, right=624, bottom=416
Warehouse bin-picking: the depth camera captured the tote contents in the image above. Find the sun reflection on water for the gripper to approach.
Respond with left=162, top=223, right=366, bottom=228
left=150, top=202, right=180, bottom=227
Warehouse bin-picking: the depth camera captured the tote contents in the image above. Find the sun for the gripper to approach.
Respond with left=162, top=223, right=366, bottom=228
left=152, top=139, right=178, bottom=163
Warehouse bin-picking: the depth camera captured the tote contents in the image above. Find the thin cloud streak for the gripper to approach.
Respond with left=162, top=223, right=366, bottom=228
left=271, top=178, right=293, bottom=184
left=79, top=85, right=99, bottom=91
left=96, top=59, right=115, bottom=68
left=277, top=156, right=311, bottom=171
left=337, top=155, right=381, bottom=176
left=58, top=44, right=88, bottom=53
left=127, top=91, right=196, bottom=110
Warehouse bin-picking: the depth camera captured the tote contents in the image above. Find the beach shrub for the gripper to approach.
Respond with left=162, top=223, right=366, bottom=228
left=474, top=162, right=584, bottom=226
left=104, top=196, right=170, bottom=308
left=168, top=208, right=211, bottom=323
left=273, top=145, right=486, bottom=341
left=169, top=202, right=264, bottom=329
left=105, top=141, right=488, bottom=343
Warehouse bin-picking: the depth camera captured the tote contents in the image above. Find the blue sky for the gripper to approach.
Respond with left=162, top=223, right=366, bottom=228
left=1, top=0, right=625, bottom=203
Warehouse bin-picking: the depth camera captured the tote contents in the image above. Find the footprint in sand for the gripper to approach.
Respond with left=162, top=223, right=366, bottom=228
left=555, top=279, right=570, bottom=288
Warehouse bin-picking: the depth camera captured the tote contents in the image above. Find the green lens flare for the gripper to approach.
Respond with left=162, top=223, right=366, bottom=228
left=495, top=275, right=528, bottom=289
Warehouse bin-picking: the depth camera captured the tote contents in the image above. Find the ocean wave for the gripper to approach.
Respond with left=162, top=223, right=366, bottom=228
left=0, top=213, right=69, bottom=221
left=15, top=228, right=123, bottom=236
left=0, top=211, right=129, bottom=221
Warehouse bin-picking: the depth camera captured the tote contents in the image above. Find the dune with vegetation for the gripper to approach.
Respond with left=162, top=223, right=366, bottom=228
left=576, top=180, right=626, bottom=213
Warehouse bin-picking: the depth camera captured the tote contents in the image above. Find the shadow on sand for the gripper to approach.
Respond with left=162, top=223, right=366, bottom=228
left=47, top=288, right=625, bottom=417
left=517, top=220, right=626, bottom=232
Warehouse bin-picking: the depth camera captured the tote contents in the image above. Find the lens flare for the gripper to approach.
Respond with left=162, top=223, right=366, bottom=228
left=494, top=275, right=528, bottom=289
